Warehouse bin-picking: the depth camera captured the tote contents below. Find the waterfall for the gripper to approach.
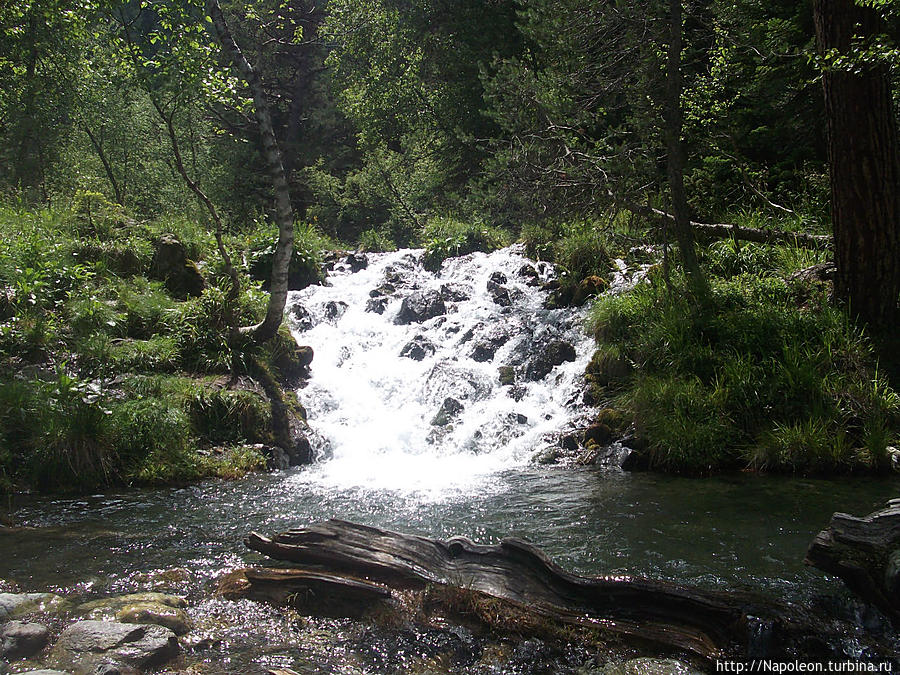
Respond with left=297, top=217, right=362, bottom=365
left=285, top=246, right=594, bottom=498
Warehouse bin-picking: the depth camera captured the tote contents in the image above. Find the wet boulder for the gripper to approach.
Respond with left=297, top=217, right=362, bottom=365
left=440, top=283, right=470, bottom=303
left=523, top=340, right=576, bottom=381
left=394, top=290, right=446, bottom=325
left=369, top=283, right=396, bottom=298
left=497, top=366, right=516, bottom=386
left=289, top=304, right=314, bottom=332
left=517, top=264, right=541, bottom=286
left=488, top=271, right=508, bottom=285
left=0, top=621, right=50, bottom=660
left=345, top=252, right=368, bottom=272
left=400, top=335, right=436, bottom=361
left=366, top=298, right=388, bottom=315
left=486, top=279, right=511, bottom=307
left=469, top=326, right=511, bottom=363
left=431, top=397, right=464, bottom=426
left=150, top=234, right=205, bottom=300
left=324, top=300, right=348, bottom=322
left=76, top=593, right=190, bottom=636
left=48, top=620, right=179, bottom=673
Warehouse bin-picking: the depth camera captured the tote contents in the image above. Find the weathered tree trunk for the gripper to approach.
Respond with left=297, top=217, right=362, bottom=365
left=241, top=520, right=848, bottom=661
left=208, top=0, right=295, bottom=344
left=663, top=0, right=707, bottom=299
left=806, top=499, right=900, bottom=624
left=813, top=0, right=900, bottom=328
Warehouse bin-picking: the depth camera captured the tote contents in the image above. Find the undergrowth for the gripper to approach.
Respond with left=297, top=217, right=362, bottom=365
left=0, top=200, right=316, bottom=494
left=588, top=256, right=899, bottom=474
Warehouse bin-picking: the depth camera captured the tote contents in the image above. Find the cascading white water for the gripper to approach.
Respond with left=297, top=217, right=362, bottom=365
left=285, top=245, right=594, bottom=498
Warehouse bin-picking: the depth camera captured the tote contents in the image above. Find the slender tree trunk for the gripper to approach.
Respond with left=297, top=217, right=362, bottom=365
left=813, top=0, right=900, bottom=328
left=662, top=0, right=707, bottom=298
left=207, top=0, right=295, bottom=344
left=84, top=126, right=125, bottom=206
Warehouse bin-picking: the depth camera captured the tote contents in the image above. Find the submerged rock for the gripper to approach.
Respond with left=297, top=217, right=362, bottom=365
left=0, top=620, right=50, bottom=660
left=440, top=283, right=470, bottom=302
left=594, top=657, right=703, bottom=675
left=394, top=290, right=446, bottom=324
left=49, top=620, right=179, bottom=673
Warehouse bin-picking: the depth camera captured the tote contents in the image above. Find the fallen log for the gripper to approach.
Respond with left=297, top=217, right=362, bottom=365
left=806, top=498, right=900, bottom=624
left=625, top=202, right=832, bottom=250
left=243, top=519, right=834, bottom=661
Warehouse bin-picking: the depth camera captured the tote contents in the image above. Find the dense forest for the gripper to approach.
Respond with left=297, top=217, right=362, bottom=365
left=3, top=2, right=900, bottom=673
left=0, top=0, right=898, bottom=493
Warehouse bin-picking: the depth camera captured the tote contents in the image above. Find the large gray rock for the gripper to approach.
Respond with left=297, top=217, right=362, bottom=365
left=48, top=620, right=178, bottom=673
left=18, top=671, right=71, bottom=675
left=0, top=594, right=67, bottom=621
left=0, top=620, right=50, bottom=660
left=394, top=290, right=446, bottom=325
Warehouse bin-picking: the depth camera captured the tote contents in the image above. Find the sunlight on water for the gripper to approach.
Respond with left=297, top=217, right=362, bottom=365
left=286, top=246, right=593, bottom=498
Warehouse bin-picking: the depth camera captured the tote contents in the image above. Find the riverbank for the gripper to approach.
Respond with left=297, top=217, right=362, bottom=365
left=0, top=200, right=325, bottom=494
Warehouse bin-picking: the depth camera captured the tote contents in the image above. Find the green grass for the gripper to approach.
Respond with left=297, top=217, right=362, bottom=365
left=588, top=263, right=899, bottom=475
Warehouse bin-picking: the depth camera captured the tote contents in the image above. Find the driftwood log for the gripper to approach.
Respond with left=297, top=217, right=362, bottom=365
left=240, top=519, right=841, bottom=661
left=806, top=498, right=900, bottom=624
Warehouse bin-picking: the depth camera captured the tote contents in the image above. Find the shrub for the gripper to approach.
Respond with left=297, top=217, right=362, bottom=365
left=422, top=217, right=508, bottom=270
left=357, top=227, right=397, bottom=252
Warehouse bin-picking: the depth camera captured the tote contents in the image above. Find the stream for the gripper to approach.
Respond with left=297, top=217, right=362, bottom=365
left=3, top=247, right=899, bottom=673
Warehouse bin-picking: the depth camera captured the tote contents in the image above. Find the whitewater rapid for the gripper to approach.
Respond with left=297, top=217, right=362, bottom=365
left=285, top=246, right=594, bottom=498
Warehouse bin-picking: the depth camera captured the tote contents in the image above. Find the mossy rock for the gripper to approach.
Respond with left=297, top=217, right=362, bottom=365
left=572, top=275, right=609, bottom=305
left=594, top=407, right=627, bottom=432
left=150, top=234, right=205, bottom=300
left=586, top=348, right=631, bottom=387
left=498, top=366, right=515, bottom=386
left=0, top=592, right=69, bottom=620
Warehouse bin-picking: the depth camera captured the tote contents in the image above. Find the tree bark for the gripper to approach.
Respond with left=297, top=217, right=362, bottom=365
left=813, top=0, right=900, bottom=328
left=663, top=0, right=707, bottom=298
left=208, top=0, right=296, bottom=344
left=806, top=499, right=900, bottom=625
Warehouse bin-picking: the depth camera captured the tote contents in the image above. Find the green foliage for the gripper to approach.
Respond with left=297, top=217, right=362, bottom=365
left=357, top=227, right=396, bottom=253
left=590, top=270, right=900, bottom=474
left=422, top=217, right=509, bottom=270
left=246, top=220, right=331, bottom=290
left=186, top=388, right=272, bottom=446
